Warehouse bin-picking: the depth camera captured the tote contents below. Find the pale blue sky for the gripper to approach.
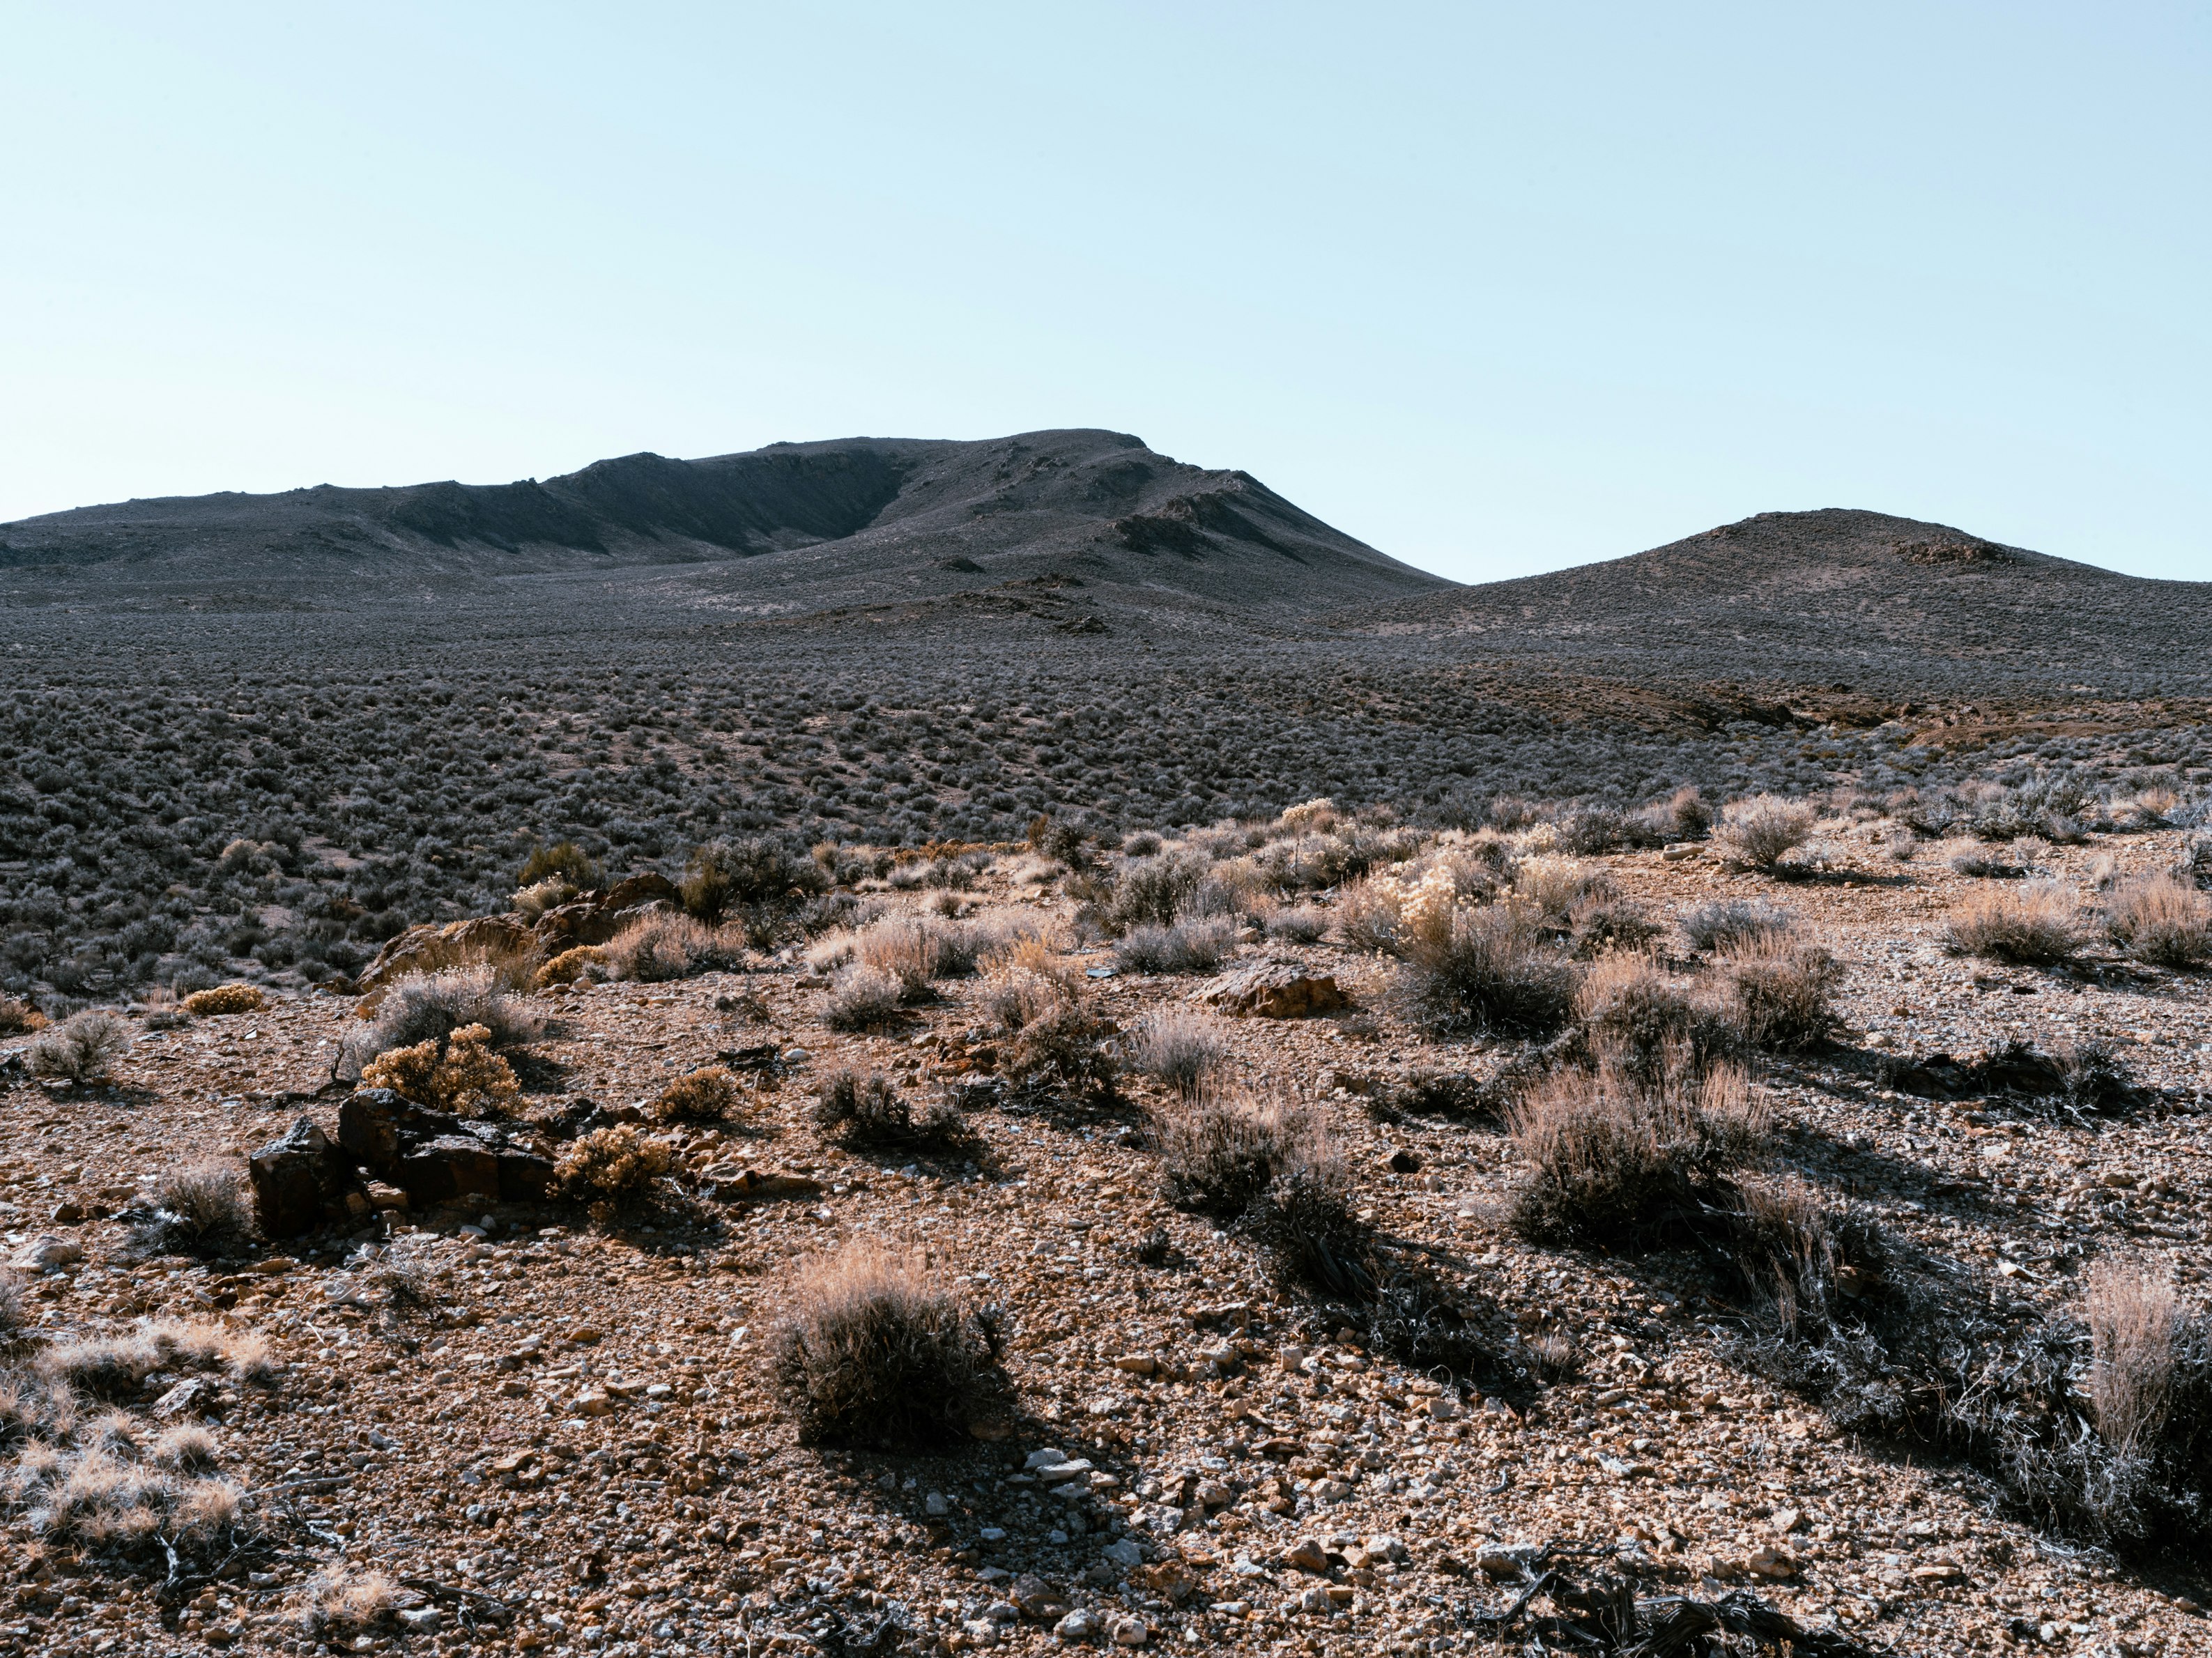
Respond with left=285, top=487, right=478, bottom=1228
left=5, top=3, right=2206, bottom=582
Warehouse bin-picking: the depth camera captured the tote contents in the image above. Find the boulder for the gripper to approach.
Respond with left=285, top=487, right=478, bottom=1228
left=532, top=874, right=682, bottom=949
left=1198, top=962, right=1351, bottom=1019
left=338, top=1089, right=554, bottom=1208
left=397, top=1135, right=505, bottom=1206
left=358, top=914, right=539, bottom=992
left=247, top=1119, right=367, bottom=1240
left=337, top=1089, right=454, bottom=1167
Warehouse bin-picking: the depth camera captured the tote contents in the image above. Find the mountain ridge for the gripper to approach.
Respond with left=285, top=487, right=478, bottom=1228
left=0, top=429, right=1448, bottom=615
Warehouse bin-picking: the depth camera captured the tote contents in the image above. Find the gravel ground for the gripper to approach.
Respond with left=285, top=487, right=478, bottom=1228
left=4, top=826, right=2209, bottom=1658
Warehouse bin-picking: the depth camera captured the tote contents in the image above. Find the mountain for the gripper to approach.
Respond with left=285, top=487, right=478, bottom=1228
left=0, top=429, right=1449, bottom=615
left=1359, top=508, right=2212, bottom=700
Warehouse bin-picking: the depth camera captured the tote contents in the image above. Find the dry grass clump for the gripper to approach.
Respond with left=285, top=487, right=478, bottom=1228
left=554, top=1126, right=675, bottom=1219
left=652, top=1064, right=742, bottom=1124
left=811, top=1069, right=966, bottom=1150
left=360, top=1022, right=520, bottom=1116
left=1101, top=852, right=1208, bottom=932
left=13, top=1440, right=247, bottom=1549
left=151, top=1422, right=219, bottom=1471
left=136, top=1161, right=254, bottom=1258
left=1404, top=902, right=1579, bottom=1037
left=2104, top=875, right=2212, bottom=967
left=534, top=944, right=606, bottom=988
left=982, top=958, right=1119, bottom=1099
left=26, top=1011, right=130, bottom=1084
left=181, top=982, right=264, bottom=1016
left=1679, top=898, right=1796, bottom=953
left=768, top=1243, right=1005, bottom=1449
left=1718, top=937, right=1844, bottom=1052
left=1510, top=855, right=1615, bottom=922
left=1113, top=919, right=1234, bottom=974
left=1507, top=1059, right=1766, bottom=1247
left=1944, top=880, right=2079, bottom=964
left=0, top=995, right=43, bottom=1035
left=294, top=1567, right=400, bottom=1635
left=32, top=1317, right=250, bottom=1397
left=1575, top=954, right=1742, bottom=1083
left=343, top=965, right=540, bottom=1075
left=1149, top=1087, right=1371, bottom=1296
left=600, top=912, right=748, bottom=982
left=1128, top=1009, right=1229, bottom=1094
left=1264, top=905, right=1330, bottom=944
left=1714, top=794, right=1816, bottom=871
left=520, top=838, right=600, bottom=890
left=820, top=914, right=1006, bottom=1024
left=852, top=915, right=992, bottom=995
left=1150, top=1087, right=1320, bottom=1218
left=679, top=836, right=827, bottom=939
left=2086, top=1261, right=2179, bottom=1452
left=824, top=964, right=906, bottom=1031
left=0, top=1269, right=27, bottom=1348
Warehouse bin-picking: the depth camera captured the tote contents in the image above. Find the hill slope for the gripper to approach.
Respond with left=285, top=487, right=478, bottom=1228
left=0, top=429, right=1448, bottom=615
left=1364, top=507, right=2212, bottom=698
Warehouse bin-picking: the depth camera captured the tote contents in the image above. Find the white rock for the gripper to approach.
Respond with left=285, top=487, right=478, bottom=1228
left=925, top=1491, right=951, bottom=1516
left=1100, top=1538, right=1144, bottom=1570
left=1107, top=1614, right=1150, bottom=1647
left=397, top=1609, right=442, bottom=1634
left=13, top=1234, right=81, bottom=1271
left=1054, top=1609, right=1101, bottom=1643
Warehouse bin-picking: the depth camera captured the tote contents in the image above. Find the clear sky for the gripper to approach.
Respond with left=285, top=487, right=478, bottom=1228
left=5, top=3, right=2206, bottom=583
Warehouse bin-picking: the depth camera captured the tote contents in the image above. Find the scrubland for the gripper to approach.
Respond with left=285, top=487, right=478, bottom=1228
left=4, top=776, right=2212, bottom=1658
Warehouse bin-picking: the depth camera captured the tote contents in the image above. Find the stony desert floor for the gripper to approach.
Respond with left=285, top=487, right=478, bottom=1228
left=3, top=822, right=2210, bottom=1658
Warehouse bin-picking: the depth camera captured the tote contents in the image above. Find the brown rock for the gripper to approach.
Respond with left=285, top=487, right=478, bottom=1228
left=532, top=875, right=682, bottom=949
left=1011, top=1572, right=1070, bottom=1621
left=1282, top=1538, right=1330, bottom=1574
left=357, top=914, right=540, bottom=992
left=1198, top=962, right=1351, bottom=1019
left=710, top=1169, right=826, bottom=1204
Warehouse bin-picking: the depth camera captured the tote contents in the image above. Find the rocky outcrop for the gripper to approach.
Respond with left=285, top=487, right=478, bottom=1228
left=337, top=1089, right=555, bottom=1208
left=247, top=1118, right=369, bottom=1238
left=531, top=873, right=682, bottom=949
left=357, top=915, right=541, bottom=992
